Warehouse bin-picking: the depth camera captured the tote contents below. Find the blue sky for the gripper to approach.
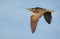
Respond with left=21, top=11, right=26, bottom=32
left=0, top=0, right=60, bottom=39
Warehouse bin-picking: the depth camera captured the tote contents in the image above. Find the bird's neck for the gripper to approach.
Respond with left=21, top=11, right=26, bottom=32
left=33, top=13, right=44, bottom=16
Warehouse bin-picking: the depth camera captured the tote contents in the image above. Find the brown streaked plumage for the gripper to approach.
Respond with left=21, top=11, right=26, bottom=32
left=27, top=7, right=54, bottom=33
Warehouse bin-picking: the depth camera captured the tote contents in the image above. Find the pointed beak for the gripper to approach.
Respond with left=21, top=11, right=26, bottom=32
left=46, top=10, right=54, bottom=12
left=26, top=8, right=32, bottom=11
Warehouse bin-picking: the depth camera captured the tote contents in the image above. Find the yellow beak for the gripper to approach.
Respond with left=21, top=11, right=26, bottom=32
left=26, top=8, right=32, bottom=11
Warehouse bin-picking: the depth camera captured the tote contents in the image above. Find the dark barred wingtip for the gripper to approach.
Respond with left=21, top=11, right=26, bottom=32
left=32, top=31, right=35, bottom=33
left=48, top=22, right=51, bottom=24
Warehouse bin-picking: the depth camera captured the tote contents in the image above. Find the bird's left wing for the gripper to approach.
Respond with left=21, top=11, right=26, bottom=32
left=31, top=14, right=42, bottom=33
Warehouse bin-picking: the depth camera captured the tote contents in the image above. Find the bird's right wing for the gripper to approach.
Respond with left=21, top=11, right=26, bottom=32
left=43, top=12, right=52, bottom=24
left=30, top=14, right=42, bottom=33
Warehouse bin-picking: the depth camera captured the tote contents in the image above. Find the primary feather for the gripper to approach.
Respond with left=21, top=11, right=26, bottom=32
left=43, top=12, right=52, bottom=24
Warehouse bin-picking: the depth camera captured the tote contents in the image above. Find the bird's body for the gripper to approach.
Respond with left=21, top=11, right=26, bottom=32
left=27, top=7, right=54, bottom=33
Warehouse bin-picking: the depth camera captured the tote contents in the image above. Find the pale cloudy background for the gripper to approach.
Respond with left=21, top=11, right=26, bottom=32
left=0, top=0, right=60, bottom=39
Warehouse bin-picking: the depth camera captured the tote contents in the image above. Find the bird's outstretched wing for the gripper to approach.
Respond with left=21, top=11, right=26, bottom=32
left=43, top=12, right=52, bottom=24
left=31, top=14, right=42, bottom=33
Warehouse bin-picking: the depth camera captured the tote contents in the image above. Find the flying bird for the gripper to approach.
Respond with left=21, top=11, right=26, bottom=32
left=27, top=7, right=54, bottom=33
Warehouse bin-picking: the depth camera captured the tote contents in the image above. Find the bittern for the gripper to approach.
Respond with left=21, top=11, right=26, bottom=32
left=27, top=7, right=54, bottom=33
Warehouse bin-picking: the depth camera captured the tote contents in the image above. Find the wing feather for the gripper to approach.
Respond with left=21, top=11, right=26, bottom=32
left=31, top=14, right=41, bottom=33
left=43, top=12, right=52, bottom=24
